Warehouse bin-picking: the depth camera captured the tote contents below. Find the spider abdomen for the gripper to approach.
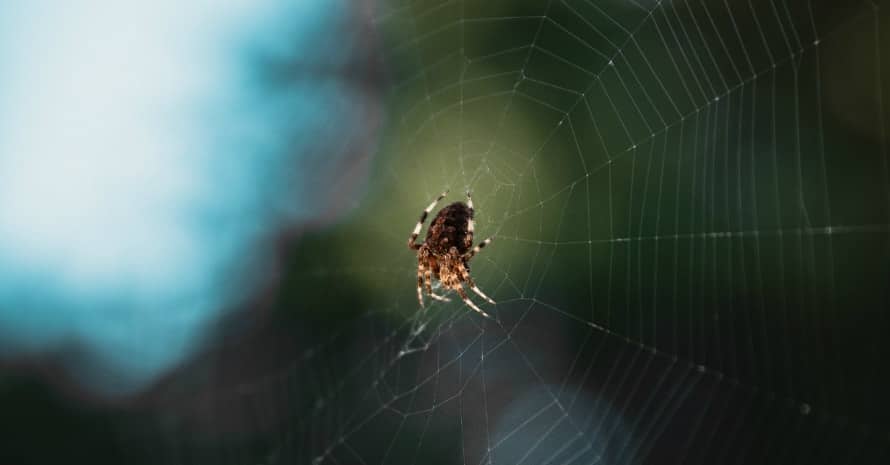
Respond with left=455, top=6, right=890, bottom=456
left=425, top=201, right=472, bottom=255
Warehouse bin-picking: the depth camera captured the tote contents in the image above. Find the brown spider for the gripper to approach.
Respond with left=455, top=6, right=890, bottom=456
left=407, top=190, right=496, bottom=318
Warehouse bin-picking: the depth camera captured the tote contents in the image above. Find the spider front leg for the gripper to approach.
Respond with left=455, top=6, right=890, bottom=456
left=456, top=286, right=491, bottom=319
left=460, top=268, right=496, bottom=305
left=408, top=190, right=449, bottom=250
left=416, top=263, right=426, bottom=308
left=424, top=266, right=451, bottom=303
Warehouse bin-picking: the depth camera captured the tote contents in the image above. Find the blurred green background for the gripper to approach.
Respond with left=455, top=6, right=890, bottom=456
left=3, top=0, right=890, bottom=464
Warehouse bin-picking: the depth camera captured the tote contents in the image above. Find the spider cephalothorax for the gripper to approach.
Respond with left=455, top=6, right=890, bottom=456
left=407, top=190, right=495, bottom=318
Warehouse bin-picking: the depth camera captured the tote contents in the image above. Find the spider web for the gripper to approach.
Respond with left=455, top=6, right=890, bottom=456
left=127, top=0, right=890, bottom=464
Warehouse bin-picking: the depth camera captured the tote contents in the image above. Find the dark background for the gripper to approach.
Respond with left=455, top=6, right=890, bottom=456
left=2, top=0, right=890, bottom=464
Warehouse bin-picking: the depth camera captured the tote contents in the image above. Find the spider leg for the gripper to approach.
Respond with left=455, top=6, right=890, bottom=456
left=461, top=271, right=496, bottom=305
left=456, top=286, right=491, bottom=319
left=425, top=267, right=451, bottom=302
left=429, top=293, right=451, bottom=302
left=416, top=263, right=426, bottom=308
left=470, top=284, right=496, bottom=305
left=463, top=236, right=492, bottom=260
left=408, top=190, right=449, bottom=250
left=464, top=191, right=474, bottom=250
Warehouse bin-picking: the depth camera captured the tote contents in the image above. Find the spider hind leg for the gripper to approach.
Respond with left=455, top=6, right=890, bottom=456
left=465, top=191, right=474, bottom=250
left=464, top=237, right=492, bottom=260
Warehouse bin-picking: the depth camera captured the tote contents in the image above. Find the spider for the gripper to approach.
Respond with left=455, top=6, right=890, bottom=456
left=408, top=190, right=496, bottom=318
